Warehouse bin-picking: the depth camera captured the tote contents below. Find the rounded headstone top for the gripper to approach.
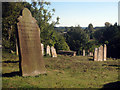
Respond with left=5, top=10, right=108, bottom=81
left=22, top=8, right=32, bottom=17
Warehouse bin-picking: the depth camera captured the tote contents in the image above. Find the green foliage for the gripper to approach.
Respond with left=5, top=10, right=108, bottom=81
left=65, top=26, right=89, bottom=55
left=2, top=1, right=70, bottom=51
left=93, top=23, right=120, bottom=58
left=55, top=33, right=70, bottom=51
left=2, top=2, right=31, bottom=50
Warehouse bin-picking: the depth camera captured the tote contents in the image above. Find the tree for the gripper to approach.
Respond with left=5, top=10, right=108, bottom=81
left=65, top=25, right=89, bottom=55
left=93, top=22, right=120, bottom=58
left=105, top=22, right=111, bottom=27
left=2, top=1, right=70, bottom=52
left=2, top=2, right=31, bottom=51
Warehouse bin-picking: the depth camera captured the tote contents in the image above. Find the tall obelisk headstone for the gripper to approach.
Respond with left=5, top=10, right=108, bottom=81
left=103, top=44, right=107, bottom=61
left=17, top=8, right=46, bottom=76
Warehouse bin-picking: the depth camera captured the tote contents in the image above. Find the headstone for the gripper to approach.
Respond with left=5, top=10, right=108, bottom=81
left=51, top=46, right=57, bottom=57
left=103, top=44, right=107, bottom=61
left=46, top=45, right=51, bottom=56
left=98, top=45, right=103, bottom=61
left=83, top=49, right=85, bottom=56
left=17, top=8, right=46, bottom=76
left=91, top=52, right=93, bottom=56
left=41, top=43, right=44, bottom=56
left=89, top=52, right=93, bottom=56
left=73, top=52, right=76, bottom=56
left=97, top=47, right=101, bottom=61
left=94, top=48, right=98, bottom=61
left=101, top=45, right=103, bottom=61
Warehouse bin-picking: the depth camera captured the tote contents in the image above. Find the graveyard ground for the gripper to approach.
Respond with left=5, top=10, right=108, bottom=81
left=2, top=51, right=120, bottom=88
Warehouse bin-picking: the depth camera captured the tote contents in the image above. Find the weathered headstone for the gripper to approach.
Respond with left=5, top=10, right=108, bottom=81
left=46, top=45, right=51, bottom=56
left=94, top=48, right=98, bottom=61
left=41, top=43, right=44, bottom=56
left=89, top=52, right=92, bottom=56
left=73, top=52, right=76, bottom=56
left=98, top=45, right=103, bottom=61
left=17, top=8, right=46, bottom=76
left=97, top=47, right=101, bottom=61
left=101, top=45, right=103, bottom=61
left=51, top=46, right=57, bottom=57
left=83, top=49, right=85, bottom=56
left=103, top=44, right=107, bottom=61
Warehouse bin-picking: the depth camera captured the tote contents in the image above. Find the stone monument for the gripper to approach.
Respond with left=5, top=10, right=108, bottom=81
left=41, top=43, right=44, bottom=56
left=98, top=46, right=102, bottom=61
left=46, top=45, right=51, bottom=56
left=83, top=49, right=85, bottom=56
left=103, top=44, right=107, bottom=61
left=94, top=48, right=98, bottom=61
left=51, top=46, right=57, bottom=57
left=17, top=8, right=46, bottom=76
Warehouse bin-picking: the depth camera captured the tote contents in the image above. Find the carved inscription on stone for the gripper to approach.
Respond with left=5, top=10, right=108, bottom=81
left=17, top=8, right=46, bottom=76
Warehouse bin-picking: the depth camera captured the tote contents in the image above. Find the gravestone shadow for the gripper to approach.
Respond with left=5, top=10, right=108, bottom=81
left=100, top=81, right=120, bottom=89
left=89, top=58, right=94, bottom=61
left=3, top=60, right=19, bottom=63
left=108, top=65, right=120, bottom=67
left=2, top=71, right=21, bottom=77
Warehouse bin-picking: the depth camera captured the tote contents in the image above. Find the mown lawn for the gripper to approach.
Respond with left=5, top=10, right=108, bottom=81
left=2, top=51, right=120, bottom=88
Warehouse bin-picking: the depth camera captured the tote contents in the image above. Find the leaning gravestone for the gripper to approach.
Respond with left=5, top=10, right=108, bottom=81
left=51, top=46, right=57, bottom=57
left=17, top=8, right=46, bottom=76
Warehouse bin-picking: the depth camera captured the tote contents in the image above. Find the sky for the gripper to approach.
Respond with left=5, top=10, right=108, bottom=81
left=25, top=0, right=119, bottom=27
left=49, top=2, right=118, bottom=27
left=118, top=2, right=120, bottom=25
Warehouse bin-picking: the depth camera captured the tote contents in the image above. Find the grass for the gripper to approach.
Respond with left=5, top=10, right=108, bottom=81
left=2, top=51, right=120, bottom=88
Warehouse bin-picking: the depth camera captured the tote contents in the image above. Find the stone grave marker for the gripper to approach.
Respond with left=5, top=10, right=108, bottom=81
left=97, top=47, right=101, bottom=61
left=98, top=45, right=103, bottom=61
left=94, top=48, right=98, bottom=61
left=103, top=44, right=107, bottom=61
left=41, top=43, right=44, bottom=56
left=101, top=45, right=103, bottom=61
left=83, top=49, right=85, bottom=56
left=46, top=45, right=51, bottom=56
left=51, top=46, right=57, bottom=57
left=17, top=8, right=46, bottom=76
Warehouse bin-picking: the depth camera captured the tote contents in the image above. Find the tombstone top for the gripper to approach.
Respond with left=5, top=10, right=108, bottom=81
left=18, top=8, right=37, bottom=25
